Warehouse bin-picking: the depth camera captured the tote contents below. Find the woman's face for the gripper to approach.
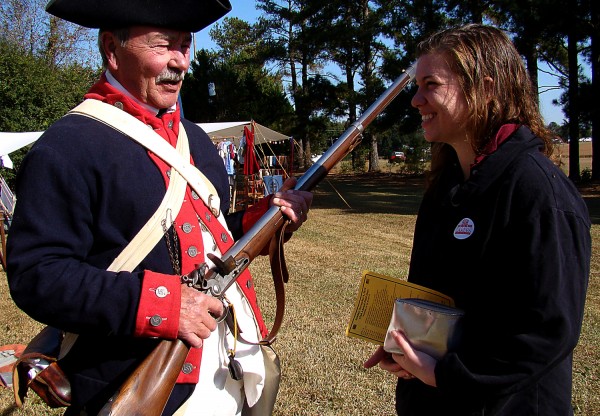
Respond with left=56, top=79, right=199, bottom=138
left=411, top=53, right=470, bottom=147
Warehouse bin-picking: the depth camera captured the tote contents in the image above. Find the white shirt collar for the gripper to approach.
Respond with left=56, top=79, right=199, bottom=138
left=105, top=70, right=177, bottom=116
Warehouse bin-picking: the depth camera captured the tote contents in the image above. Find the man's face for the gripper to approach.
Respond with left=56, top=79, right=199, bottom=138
left=103, top=26, right=192, bottom=109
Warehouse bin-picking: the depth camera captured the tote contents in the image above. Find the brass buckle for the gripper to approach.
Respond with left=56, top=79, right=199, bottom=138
left=208, top=194, right=220, bottom=217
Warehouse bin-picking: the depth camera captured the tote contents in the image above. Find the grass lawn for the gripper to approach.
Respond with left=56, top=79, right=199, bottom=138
left=0, top=173, right=598, bottom=415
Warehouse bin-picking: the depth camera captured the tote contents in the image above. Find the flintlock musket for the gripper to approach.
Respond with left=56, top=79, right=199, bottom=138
left=98, top=63, right=416, bottom=416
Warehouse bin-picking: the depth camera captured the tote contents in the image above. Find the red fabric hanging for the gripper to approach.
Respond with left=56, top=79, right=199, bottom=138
left=243, top=125, right=260, bottom=175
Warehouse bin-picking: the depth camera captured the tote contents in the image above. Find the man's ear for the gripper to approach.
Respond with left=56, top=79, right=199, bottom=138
left=483, top=76, right=494, bottom=103
left=100, top=31, right=119, bottom=71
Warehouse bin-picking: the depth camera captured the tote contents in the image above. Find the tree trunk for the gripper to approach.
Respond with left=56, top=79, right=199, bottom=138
left=359, top=0, right=380, bottom=173
left=524, top=50, right=539, bottom=98
left=301, top=136, right=310, bottom=171
left=346, top=64, right=358, bottom=169
left=45, top=16, right=60, bottom=66
left=568, top=30, right=581, bottom=181
left=369, top=132, right=380, bottom=171
left=591, top=0, right=600, bottom=180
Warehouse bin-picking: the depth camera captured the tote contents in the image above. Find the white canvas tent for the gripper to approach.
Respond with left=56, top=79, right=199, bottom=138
left=0, top=121, right=289, bottom=159
left=197, top=121, right=295, bottom=211
left=199, top=121, right=295, bottom=176
left=0, top=132, right=44, bottom=168
left=0, top=131, right=43, bottom=156
left=198, top=121, right=290, bottom=145
left=0, top=121, right=294, bottom=198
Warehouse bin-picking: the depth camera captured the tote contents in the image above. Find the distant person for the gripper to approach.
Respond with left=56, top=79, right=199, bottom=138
left=364, top=24, right=591, bottom=416
left=7, top=0, right=312, bottom=415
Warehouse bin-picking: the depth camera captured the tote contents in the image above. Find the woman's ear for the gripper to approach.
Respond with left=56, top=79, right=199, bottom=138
left=483, top=76, right=494, bottom=103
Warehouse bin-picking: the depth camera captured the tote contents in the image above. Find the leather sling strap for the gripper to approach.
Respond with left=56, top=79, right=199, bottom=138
left=70, top=99, right=222, bottom=218
left=230, top=223, right=288, bottom=347
left=70, top=99, right=289, bottom=347
left=260, top=222, right=290, bottom=345
left=69, top=99, right=234, bottom=264
left=59, top=101, right=197, bottom=358
left=109, top=127, right=188, bottom=272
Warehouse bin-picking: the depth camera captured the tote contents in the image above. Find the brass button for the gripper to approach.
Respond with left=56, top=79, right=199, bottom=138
left=114, top=101, right=124, bottom=110
left=221, top=233, right=228, bottom=243
left=182, top=222, right=193, bottom=233
left=155, top=286, right=169, bottom=298
left=168, top=120, right=174, bottom=129
left=150, top=315, right=163, bottom=326
left=187, top=246, right=198, bottom=257
left=191, top=190, right=200, bottom=200
left=182, top=363, right=194, bottom=374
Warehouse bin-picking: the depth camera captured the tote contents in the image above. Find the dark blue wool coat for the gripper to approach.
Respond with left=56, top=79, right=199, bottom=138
left=7, top=114, right=246, bottom=413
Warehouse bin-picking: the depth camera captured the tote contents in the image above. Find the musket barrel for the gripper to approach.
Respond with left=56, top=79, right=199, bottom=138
left=100, top=63, right=415, bottom=415
left=296, top=63, right=416, bottom=192
left=220, top=63, right=416, bottom=290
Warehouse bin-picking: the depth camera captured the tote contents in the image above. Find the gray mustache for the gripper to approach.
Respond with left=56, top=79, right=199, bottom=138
left=156, top=69, right=185, bottom=83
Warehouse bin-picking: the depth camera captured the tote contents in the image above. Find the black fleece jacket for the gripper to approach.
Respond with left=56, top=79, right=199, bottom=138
left=397, top=126, right=591, bottom=416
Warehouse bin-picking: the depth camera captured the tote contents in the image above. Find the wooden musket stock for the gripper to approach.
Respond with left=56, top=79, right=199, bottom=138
left=98, top=63, right=416, bottom=416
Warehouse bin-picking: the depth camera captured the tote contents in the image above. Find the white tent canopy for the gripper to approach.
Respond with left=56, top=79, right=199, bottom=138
left=0, top=132, right=44, bottom=169
left=0, top=122, right=289, bottom=160
left=0, top=132, right=43, bottom=157
left=198, top=121, right=290, bottom=145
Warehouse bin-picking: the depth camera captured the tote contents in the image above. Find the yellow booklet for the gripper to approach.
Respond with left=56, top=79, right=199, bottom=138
left=345, top=270, right=455, bottom=345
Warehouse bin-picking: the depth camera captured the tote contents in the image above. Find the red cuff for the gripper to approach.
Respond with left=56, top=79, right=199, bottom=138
left=242, top=195, right=273, bottom=234
left=134, top=271, right=181, bottom=339
left=176, top=347, right=202, bottom=383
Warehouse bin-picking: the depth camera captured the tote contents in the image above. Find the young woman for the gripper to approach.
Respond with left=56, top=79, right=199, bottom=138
left=365, top=24, right=591, bottom=416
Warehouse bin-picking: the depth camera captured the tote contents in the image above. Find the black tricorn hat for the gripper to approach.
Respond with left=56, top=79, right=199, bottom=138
left=45, top=0, right=232, bottom=32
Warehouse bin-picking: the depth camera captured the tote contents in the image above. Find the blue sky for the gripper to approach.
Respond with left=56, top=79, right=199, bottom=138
left=195, top=1, right=572, bottom=125
left=194, top=0, right=259, bottom=49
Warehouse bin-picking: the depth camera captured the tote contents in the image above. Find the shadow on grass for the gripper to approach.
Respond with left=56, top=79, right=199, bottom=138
left=582, top=197, right=600, bottom=225
left=1, top=405, right=18, bottom=416
left=310, top=173, right=600, bottom=224
left=310, top=172, right=425, bottom=215
left=574, top=180, right=600, bottom=225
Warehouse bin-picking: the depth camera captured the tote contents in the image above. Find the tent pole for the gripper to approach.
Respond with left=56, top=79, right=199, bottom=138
left=290, top=137, right=294, bottom=176
left=231, top=176, right=237, bottom=212
left=0, top=215, right=6, bottom=271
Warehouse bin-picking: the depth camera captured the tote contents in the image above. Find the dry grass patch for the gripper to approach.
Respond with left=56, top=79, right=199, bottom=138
left=571, top=224, right=600, bottom=415
left=251, top=208, right=416, bottom=416
left=0, top=277, right=61, bottom=415
left=1, top=173, right=598, bottom=415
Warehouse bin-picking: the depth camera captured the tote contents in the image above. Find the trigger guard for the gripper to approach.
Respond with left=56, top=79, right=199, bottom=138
left=213, top=297, right=231, bottom=323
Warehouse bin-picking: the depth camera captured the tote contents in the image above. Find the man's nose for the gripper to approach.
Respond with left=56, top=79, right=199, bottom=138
left=170, top=50, right=189, bottom=71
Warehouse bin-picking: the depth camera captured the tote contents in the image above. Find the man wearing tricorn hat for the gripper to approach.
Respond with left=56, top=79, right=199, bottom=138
left=6, top=0, right=312, bottom=414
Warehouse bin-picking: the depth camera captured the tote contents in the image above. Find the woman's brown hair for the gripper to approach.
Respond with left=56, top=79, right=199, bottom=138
left=417, top=24, right=554, bottom=187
